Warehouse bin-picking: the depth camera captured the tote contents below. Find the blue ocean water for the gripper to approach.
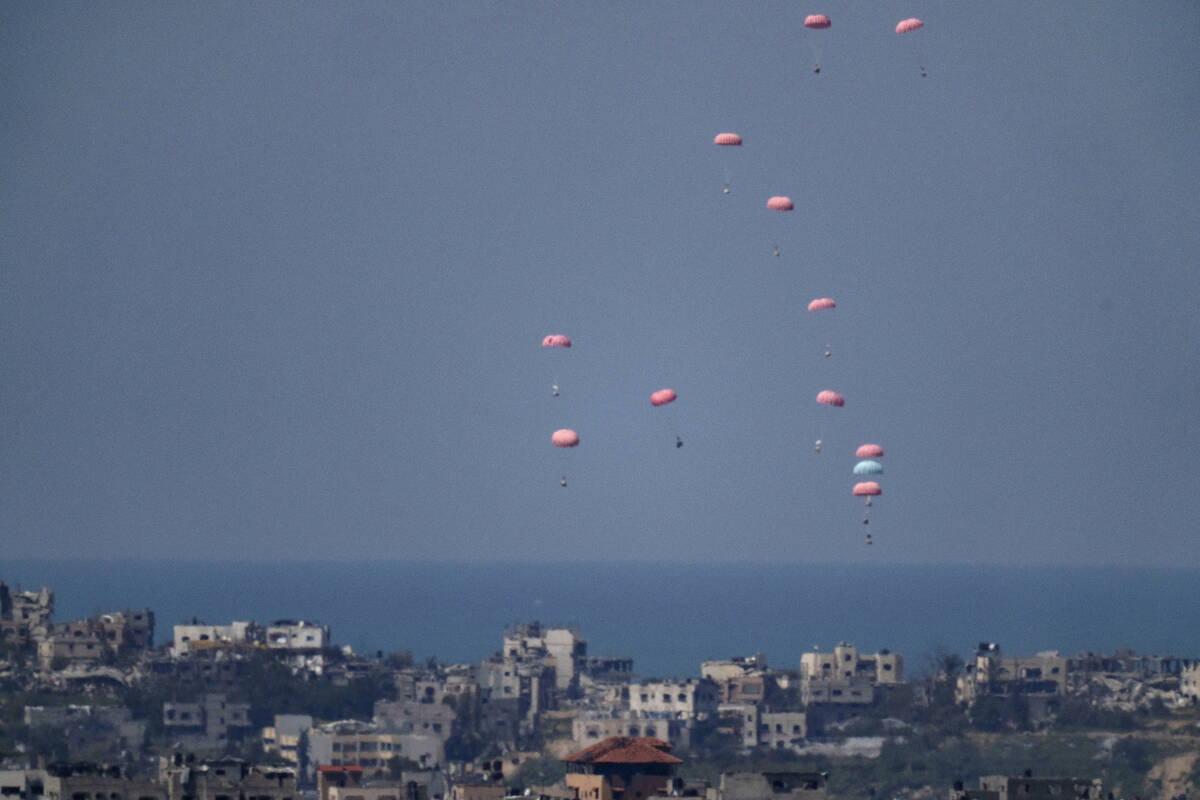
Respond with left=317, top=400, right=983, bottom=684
left=1, top=560, right=1196, bottom=678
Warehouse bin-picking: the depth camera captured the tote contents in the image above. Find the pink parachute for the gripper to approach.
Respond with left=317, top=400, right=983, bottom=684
left=766, top=196, right=795, bottom=211
left=650, top=389, right=677, bottom=407
left=542, top=335, right=572, bottom=348
left=807, top=298, right=836, bottom=311
left=714, top=132, right=743, bottom=146
left=816, top=390, right=844, bottom=407
left=551, top=429, right=579, bottom=448
left=853, top=481, right=882, bottom=497
left=896, top=18, right=923, bottom=34
left=804, top=14, right=831, bottom=29
left=856, top=443, right=884, bottom=459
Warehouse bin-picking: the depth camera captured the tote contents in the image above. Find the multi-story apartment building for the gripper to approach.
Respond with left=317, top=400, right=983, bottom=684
left=798, top=643, right=902, bottom=708
left=162, top=693, right=253, bottom=752
left=629, top=679, right=719, bottom=720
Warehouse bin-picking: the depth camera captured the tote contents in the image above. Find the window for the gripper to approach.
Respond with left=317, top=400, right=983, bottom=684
left=883, top=664, right=893, bottom=671
left=677, top=693, right=686, bottom=702
left=662, top=694, right=671, bottom=703
left=832, top=690, right=843, bottom=696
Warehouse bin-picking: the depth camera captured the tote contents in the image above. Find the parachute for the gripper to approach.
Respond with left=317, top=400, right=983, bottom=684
left=856, top=443, right=884, bottom=459
left=650, top=389, right=677, bottom=407
left=807, top=298, right=836, bottom=311
left=896, top=18, right=923, bottom=34
left=853, top=481, right=882, bottom=497
left=542, top=335, right=572, bottom=348
left=804, top=14, right=831, bottom=29
left=767, top=196, right=795, bottom=211
left=714, top=133, right=743, bottom=146
left=816, top=390, right=845, bottom=407
left=853, top=460, right=884, bottom=475
left=551, top=429, right=579, bottom=448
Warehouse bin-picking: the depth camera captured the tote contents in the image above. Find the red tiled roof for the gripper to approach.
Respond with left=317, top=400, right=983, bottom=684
left=562, top=737, right=682, bottom=765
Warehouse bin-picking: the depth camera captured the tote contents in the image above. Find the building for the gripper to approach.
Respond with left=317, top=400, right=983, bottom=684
left=562, top=737, right=682, bottom=800
left=701, top=657, right=768, bottom=706
left=585, top=657, right=635, bottom=683
left=159, top=756, right=298, bottom=800
left=798, top=644, right=902, bottom=710
left=629, top=679, right=719, bottom=720
left=448, top=782, right=505, bottom=800
left=36, top=622, right=108, bottom=668
left=98, top=609, right=155, bottom=652
left=955, top=644, right=1067, bottom=707
left=263, top=714, right=314, bottom=767
left=1181, top=663, right=1200, bottom=701
left=307, top=720, right=444, bottom=774
left=0, top=759, right=296, bottom=800
left=162, top=693, right=253, bottom=752
left=708, top=771, right=829, bottom=800
left=503, top=623, right=587, bottom=694
left=374, top=699, right=456, bottom=741
left=949, top=773, right=1102, bottom=800
left=0, top=583, right=54, bottom=646
left=746, top=711, right=813, bottom=751
left=172, top=621, right=262, bottom=656
left=318, top=765, right=445, bottom=800
left=266, top=620, right=330, bottom=651
left=572, top=715, right=685, bottom=748
left=23, top=705, right=146, bottom=759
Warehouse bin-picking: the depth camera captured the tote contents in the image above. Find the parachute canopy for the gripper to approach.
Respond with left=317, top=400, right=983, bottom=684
left=854, top=460, right=884, bottom=475
left=714, top=132, right=743, bottom=146
left=551, top=429, right=579, bottom=448
left=856, top=443, right=884, bottom=459
left=896, top=18, right=923, bottom=34
left=650, top=389, right=677, bottom=407
left=804, top=14, right=831, bottom=29
left=853, top=481, right=882, bottom=496
left=807, top=297, right=836, bottom=311
left=816, top=390, right=845, bottom=407
left=767, top=196, right=795, bottom=211
left=542, top=335, right=572, bottom=348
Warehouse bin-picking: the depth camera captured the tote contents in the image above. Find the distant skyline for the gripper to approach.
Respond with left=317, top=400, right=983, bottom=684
left=3, top=3, right=1199, bottom=566
left=4, top=559, right=1197, bottom=679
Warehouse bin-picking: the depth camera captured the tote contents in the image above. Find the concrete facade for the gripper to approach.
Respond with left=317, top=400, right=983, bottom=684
left=162, top=694, right=253, bottom=752
left=709, top=772, right=829, bottom=800
left=172, top=622, right=260, bottom=657
left=629, top=679, right=719, bottom=720
left=956, top=644, right=1068, bottom=706
left=949, top=774, right=1102, bottom=800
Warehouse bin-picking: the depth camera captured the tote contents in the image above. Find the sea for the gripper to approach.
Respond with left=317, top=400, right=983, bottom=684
left=2, top=560, right=1196, bottom=678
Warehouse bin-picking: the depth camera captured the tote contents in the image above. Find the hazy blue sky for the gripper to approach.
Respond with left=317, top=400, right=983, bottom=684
left=3, top=2, right=1199, bottom=567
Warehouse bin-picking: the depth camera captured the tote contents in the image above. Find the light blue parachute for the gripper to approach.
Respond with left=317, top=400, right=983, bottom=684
left=853, top=460, right=884, bottom=475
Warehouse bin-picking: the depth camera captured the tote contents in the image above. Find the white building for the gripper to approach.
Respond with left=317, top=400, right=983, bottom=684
left=266, top=620, right=329, bottom=651
left=630, top=678, right=719, bottom=719
left=172, top=621, right=259, bottom=657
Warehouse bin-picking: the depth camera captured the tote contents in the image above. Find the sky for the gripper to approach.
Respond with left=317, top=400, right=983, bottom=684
left=3, top=2, right=1199, bottom=567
